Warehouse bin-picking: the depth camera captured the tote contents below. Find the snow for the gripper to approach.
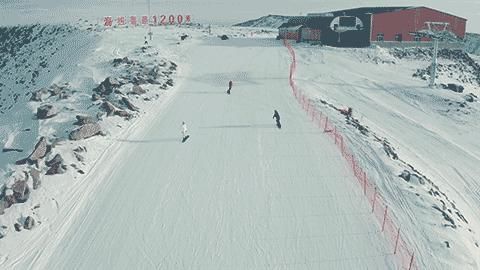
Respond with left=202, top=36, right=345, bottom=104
left=0, top=15, right=479, bottom=270
left=0, top=26, right=399, bottom=269
left=292, top=43, right=480, bottom=269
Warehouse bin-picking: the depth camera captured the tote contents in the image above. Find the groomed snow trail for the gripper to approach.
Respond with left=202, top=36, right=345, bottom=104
left=39, top=37, right=394, bottom=269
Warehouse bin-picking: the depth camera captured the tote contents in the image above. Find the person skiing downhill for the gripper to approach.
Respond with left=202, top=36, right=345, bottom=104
left=227, top=80, right=233, bottom=95
left=181, top=121, right=189, bottom=141
left=273, top=110, right=281, bottom=129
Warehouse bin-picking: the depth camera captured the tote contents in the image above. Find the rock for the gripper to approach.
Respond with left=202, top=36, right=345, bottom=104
left=58, top=91, right=71, bottom=100
left=24, top=216, right=35, bottom=230
left=113, top=57, right=132, bottom=66
left=30, top=168, right=41, bottom=190
left=91, top=93, right=101, bottom=101
left=69, top=123, right=103, bottom=141
left=101, top=101, right=117, bottom=116
left=49, top=84, right=64, bottom=96
left=180, top=34, right=188, bottom=40
left=25, top=137, right=49, bottom=163
left=399, top=170, right=411, bottom=182
left=46, top=154, right=64, bottom=167
left=0, top=226, right=6, bottom=239
left=442, top=83, right=464, bottom=93
left=14, top=223, right=22, bottom=232
left=464, top=94, right=475, bottom=102
left=74, top=152, right=85, bottom=162
left=46, top=163, right=67, bottom=175
left=132, top=76, right=148, bottom=85
left=129, top=85, right=146, bottom=95
left=74, top=115, right=96, bottom=126
left=219, top=34, right=229, bottom=40
left=73, top=146, right=87, bottom=153
left=166, top=79, right=174, bottom=87
left=93, top=77, right=121, bottom=96
left=2, top=148, right=23, bottom=153
left=121, top=97, right=139, bottom=112
left=114, top=110, right=133, bottom=119
left=37, top=104, right=57, bottom=119
left=30, top=88, right=49, bottom=101
left=45, top=154, right=67, bottom=175
left=12, top=180, right=30, bottom=203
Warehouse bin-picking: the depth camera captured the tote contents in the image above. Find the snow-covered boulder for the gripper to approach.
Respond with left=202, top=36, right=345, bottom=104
left=30, top=168, right=41, bottom=190
left=24, top=216, right=35, bottom=230
left=19, top=137, right=49, bottom=165
left=46, top=154, right=67, bottom=175
left=129, top=85, right=146, bottom=95
left=101, top=101, right=117, bottom=116
left=399, top=170, right=411, bottom=181
left=121, top=97, right=139, bottom=112
left=69, top=123, right=103, bottom=141
left=74, top=115, right=96, bottom=126
left=12, top=180, right=30, bottom=203
left=94, top=77, right=122, bottom=96
left=30, top=88, right=49, bottom=101
left=14, top=223, right=22, bottom=232
left=37, top=104, right=57, bottom=119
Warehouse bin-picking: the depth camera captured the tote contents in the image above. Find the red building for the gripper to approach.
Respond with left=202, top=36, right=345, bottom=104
left=370, top=7, right=467, bottom=42
left=280, top=6, right=467, bottom=47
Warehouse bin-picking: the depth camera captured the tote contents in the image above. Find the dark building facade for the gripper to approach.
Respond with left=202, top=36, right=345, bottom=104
left=278, top=6, right=467, bottom=47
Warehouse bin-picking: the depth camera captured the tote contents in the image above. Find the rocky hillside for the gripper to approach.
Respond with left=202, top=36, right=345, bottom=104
left=465, top=32, right=480, bottom=56
left=233, top=15, right=291, bottom=28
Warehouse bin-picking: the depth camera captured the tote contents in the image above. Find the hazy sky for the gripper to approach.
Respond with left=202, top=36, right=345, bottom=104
left=0, top=0, right=479, bottom=32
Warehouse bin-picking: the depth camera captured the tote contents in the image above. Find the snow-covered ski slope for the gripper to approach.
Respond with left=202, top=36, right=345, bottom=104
left=9, top=32, right=397, bottom=269
left=291, top=45, right=480, bottom=269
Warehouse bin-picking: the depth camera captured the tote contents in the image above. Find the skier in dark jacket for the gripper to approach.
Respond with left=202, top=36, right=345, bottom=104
left=273, top=110, right=281, bottom=129
left=227, top=80, right=233, bottom=95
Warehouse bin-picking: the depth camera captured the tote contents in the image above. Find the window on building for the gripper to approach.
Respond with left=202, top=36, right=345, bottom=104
left=376, top=33, right=384, bottom=42
left=414, top=36, right=421, bottom=42
left=395, top=34, right=403, bottom=42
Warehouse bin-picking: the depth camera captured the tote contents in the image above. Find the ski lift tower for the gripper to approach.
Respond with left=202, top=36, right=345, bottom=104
left=147, top=0, right=153, bottom=40
left=409, top=22, right=458, bottom=87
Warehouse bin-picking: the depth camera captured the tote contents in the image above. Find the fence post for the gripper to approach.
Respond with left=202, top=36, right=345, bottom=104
left=352, top=158, right=356, bottom=175
left=318, top=112, right=323, bottom=128
left=340, top=135, right=344, bottom=154
left=334, top=127, right=337, bottom=144
left=324, top=117, right=328, bottom=132
left=394, top=228, right=400, bottom=254
left=372, top=187, right=377, bottom=213
left=408, top=252, right=415, bottom=270
left=382, top=206, right=388, bottom=232
left=363, top=172, right=367, bottom=196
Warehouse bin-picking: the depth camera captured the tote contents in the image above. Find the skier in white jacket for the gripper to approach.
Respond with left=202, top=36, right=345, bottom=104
left=181, top=121, right=188, bottom=140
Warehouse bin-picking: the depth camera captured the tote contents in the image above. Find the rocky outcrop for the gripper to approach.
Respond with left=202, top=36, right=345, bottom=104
left=14, top=223, right=22, bottom=232
left=69, top=123, right=103, bottom=141
left=441, top=83, right=464, bottom=93
left=101, top=101, right=117, bottom=116
left=113, top=57, right=133, bottom=66
left=37, top=104, right=57, bottom=119
left=74, top=115, right=96, bottom=126
left=30, top=88, right=49, bottom=101
left=16, top=137, right=50, bottom=165
left=129, top=85, right=146, bottom=95
left=93, top=77, right=122, bottom=96
left=121, top=97, right=139, bottom=112
left=24, top=216, right=35, bottom=230
left=12, top=180, right=30, bottom=203
left=30, top=168, right=41, bottom=190
left=46, top=153, right=67, bottom=175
